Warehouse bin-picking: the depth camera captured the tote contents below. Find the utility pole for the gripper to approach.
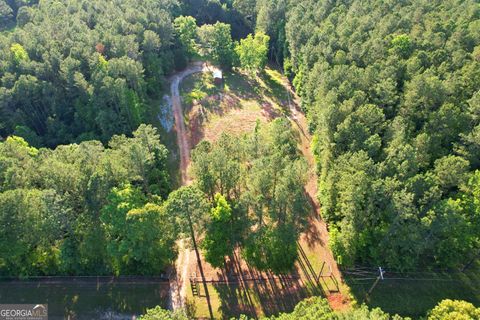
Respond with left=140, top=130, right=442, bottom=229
left=365, top=267, right=384, bottom=302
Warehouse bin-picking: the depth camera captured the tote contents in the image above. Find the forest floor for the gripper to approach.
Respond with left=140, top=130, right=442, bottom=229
left=167, top=62, right=350, bottom=318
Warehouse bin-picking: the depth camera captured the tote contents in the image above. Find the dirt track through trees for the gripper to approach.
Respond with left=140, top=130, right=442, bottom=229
left=168, top=62, right=221, bottom=311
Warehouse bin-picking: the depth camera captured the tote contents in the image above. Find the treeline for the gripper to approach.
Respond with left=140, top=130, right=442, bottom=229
left=174, top=14, right=269, bottom=73
left=0, top=0, right=180, bottom=146
left=252, top=0, right=480, bottom=270
left=180, top=0, right=253, bottom=39
left=0, top=125, right=174, bottom=276
left=262, top=298, right=480, bottom=320
left=141, top=297, right=480, bottom=319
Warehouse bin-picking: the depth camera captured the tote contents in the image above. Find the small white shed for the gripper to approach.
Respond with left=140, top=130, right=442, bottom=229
left=213, top=70, right=223, bottom=85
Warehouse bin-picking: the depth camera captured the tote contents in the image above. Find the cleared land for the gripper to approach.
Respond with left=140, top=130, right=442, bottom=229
left=180, top=68, right=286, bottom=147
left=177, top=66, right=349, bottom=318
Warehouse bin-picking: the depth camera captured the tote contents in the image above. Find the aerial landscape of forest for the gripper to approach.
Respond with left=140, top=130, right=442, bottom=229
left=0, top=0, right=479, bottom=319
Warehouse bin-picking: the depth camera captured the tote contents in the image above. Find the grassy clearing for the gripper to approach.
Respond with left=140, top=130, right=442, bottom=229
left=259, top=68, right=290, bottom=104
left=179, top=67, right=291, bottom=145
left=345, top=264, right=480, bottom=318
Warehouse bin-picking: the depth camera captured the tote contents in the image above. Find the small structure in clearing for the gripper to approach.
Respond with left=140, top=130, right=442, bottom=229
left=213, top=70, right=223, bottom=85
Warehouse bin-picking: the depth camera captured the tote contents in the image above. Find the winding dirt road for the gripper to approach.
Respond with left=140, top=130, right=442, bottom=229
left=170, top=62, right=221, bottom=184
left=168, top=62, right=220, bottom=311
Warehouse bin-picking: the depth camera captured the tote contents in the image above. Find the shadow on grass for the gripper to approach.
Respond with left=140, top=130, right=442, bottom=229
left=224, top=72, right=262, bottom=100
left=258, top=70, right=289, bottom=106
left=210, top=252, right=309, bottom=319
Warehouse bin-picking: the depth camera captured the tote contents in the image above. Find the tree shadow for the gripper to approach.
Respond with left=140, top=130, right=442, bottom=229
left=258, top=71, right=289, bottom=107
left=211, top=251, right=309, bottom=319
left=301, top=217, right=325, bottom=248
left=223, top=72, right=262, bottom=101
left=212, top=254, right=257, bottom=319
left=296, top=242, right=327, bottom=296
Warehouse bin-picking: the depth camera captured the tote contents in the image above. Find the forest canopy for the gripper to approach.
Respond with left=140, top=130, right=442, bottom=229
left=0, top=125, right=174, bottom=276
left=253, top=0, right=480, bottom=270
left=0, top=0, right=179, bottom=146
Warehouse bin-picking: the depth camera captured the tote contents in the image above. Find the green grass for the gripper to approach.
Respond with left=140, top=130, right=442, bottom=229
left=187, top=283, right=222, bottom=319
left=180, top=72, right=220, bottom=110
left=223, top=72, right=261, bottom=97
left=189, top=279, right=309, bottom=319
left=180, top=67, right=288, bottom=115
left=345, top=265, right=480, bottom=318
left=260, top=68, right=290, bottom=103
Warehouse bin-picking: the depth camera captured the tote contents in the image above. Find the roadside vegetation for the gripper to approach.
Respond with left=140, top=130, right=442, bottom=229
left=142, top=297, right=480, bottom=320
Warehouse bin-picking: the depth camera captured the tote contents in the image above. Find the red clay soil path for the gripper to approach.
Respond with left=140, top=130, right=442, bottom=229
left=168, top=62, right=221, bottom=311
left=170, top=61, right=220, bottom=184
left=281, top=74, right=349, bottom=309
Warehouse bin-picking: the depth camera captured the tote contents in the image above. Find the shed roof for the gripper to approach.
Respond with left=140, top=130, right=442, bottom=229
left=213, top=70, right=222, bottom=79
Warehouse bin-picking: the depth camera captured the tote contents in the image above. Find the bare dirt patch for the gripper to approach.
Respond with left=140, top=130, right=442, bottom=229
left=328, top=292, right=351, bottom=312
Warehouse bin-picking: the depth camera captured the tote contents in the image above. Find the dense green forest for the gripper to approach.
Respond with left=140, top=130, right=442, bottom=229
left=248, top=0, right=480, bottom=270
left=0, top=0, right=179, bottom=146
left=0, top=125, right=174, bottom=275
